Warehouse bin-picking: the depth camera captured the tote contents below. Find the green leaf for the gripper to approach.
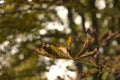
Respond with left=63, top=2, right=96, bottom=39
left=49, top=45, right=59, bottom=56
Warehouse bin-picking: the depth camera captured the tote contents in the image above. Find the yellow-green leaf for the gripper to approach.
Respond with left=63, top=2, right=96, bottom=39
left=49, top=45, right=59, bottom=56
left=66, top=36, right=72, bottom=47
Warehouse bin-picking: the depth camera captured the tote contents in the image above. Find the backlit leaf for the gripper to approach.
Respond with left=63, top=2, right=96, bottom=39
left=58, top=46, right=72, bottom=58
left=66, top=36, right=72, bottom=47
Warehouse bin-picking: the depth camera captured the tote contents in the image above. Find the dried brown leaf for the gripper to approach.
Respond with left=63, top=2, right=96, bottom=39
left=75, top=39, right=90, bottom=57
left=74, top=48, right=98, bottom=60
left=35, top=48, right=55, bottom=58
left=58, top=46, right=72, bottom=58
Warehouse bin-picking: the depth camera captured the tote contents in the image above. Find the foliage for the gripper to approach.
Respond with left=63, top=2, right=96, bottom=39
left=0, top=0, right=120, bottom=80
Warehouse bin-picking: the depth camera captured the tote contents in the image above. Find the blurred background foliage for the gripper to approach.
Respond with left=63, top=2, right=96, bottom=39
left=0, top=0, right=120, bottom=80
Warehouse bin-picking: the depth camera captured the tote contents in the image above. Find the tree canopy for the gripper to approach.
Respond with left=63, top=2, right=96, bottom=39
left=0, top=0, right=120, bottom=80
